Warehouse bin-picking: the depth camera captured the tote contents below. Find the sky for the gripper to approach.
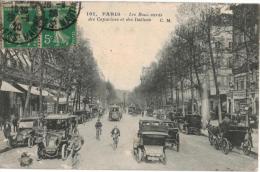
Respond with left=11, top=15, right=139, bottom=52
left=78, top=2, right=179, bottom=91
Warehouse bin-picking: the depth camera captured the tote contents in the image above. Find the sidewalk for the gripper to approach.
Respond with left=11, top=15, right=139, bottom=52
left=0, top=130, right=16, bottom=153
left=0, top=131, right=9, bottom=152
left=201, top=124, right=258, bottom=154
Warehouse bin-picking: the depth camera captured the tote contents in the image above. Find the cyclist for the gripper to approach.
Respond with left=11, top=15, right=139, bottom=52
left=95, top=119, right=102, bottom=139
left=111, top=125, right=120, bottom=149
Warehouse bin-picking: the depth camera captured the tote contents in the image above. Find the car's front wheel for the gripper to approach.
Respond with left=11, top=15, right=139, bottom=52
left=61, top=144, right=68, bottom=160
left=136, top=148, right=143, bottom=163
left=37, top=146, right=43, bottom=161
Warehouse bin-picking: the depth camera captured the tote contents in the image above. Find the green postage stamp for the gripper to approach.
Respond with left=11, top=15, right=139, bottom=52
left=0, top=1, right=79, bottom=48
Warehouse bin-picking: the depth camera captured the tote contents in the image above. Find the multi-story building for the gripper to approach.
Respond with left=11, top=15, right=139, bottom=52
left=0, top=49, right=63, bottom=119
left=227, top=4, right=259, bottom=116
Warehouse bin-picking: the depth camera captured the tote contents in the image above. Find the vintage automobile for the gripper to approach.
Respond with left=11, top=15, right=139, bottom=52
left=161, top=120, right=180, bottom=152
left=10, top=117, right=41, bottom=148
left=133, top=120, right=168, bottom=164
left=179, top=114, right=202, bottom=135
left=128, top=105, right=142, bottom=115
left=128, top=105, right=136, bottom=115
left=109, top=105, right=122, bottom=121
left=37, top=114, right=82, bottom=160
left=146, top=108, right=154, bottom=117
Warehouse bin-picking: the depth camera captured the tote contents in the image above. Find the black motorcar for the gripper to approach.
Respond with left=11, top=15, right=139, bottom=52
left=133, top=120, right=168, bottom=164
left=180, top=114, right=202, bottom=135
left=128, top=106, right=136, bottom=115
left=161, top=120, right=180, bottom=152
left=37, top=114, right=82, bottom=160
left=109, top=105, right=122, bottom=121
left=10, top=117, right=41, bottom=148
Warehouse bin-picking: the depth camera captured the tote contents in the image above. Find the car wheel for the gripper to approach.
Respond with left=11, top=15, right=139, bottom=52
left=136, top=148, right=143, bottom=163
left=221, top=138, right=230, bottom=155
left=242, top=140, right=251, bottom=155
left=61, top=144, right=68, bottom=160
left=27, top=137, right=34, bottom=148
left=37, top=147, right=43, bottom=161
left=214, top=138, right=220, bottom=150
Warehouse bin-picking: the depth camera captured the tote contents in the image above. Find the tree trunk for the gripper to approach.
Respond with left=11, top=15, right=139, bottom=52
left=170, top=74, right=174, bottom=105
left=207, top=25, right=222, bottom=123
left=181, top=80, right=185, bottom=116
left=72, top=90, right=77, bottom=111
left=243, top=14, right=250, bottom=127
left=24, top=83, right=32, bottom=117
left=190, top=67, right=194, bottom=114
left=24, top=51, right=35, bottom=117
left=39, top=54, right=43, bottom=116
left=78, top=86, right=81, bottom=110
left=176, top=87, right=179, bottom=111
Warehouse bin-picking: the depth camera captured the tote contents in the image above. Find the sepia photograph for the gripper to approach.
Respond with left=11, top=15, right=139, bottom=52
left=0, top=1, right=259, bottom=171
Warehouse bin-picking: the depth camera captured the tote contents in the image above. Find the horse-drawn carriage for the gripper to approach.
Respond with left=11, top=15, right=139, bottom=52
left=207, top=120, right=252, bottom=155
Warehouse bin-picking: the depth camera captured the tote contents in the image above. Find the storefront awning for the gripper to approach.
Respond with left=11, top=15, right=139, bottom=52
left=0, top=81, right=22, bottom=93
left=18, top=83, right=50, bottom=96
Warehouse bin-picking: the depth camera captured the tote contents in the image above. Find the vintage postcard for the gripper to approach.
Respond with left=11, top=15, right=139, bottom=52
left=0, top=1, right=259, bottom=171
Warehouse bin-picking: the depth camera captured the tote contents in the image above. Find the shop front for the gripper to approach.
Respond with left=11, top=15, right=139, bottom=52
left=227, top=89, right=259, bottom=116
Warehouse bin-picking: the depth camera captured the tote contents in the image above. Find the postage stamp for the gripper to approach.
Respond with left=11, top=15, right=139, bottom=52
left=42, top=2, right=81, bottom=31
left=41, top=23, right=76, bottom=48
left=1, top=1, right=43, bottom=47
left=0, top=1, right=78, bottom=48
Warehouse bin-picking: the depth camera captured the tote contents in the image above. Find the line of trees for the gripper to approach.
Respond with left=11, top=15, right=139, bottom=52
left=0, top=29, right=117, bottom=118
left=130, top=4, right=258, bottom=123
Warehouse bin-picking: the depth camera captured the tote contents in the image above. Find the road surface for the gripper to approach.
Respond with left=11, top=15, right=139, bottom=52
left=0, top=112, right=257, bottom=170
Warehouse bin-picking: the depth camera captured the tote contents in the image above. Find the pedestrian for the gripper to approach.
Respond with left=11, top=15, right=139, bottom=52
left=3, top=120, right=11, bottom=141
left=12, top=117, right=18, bottom=132
left=0, top=116, right=3, bottom=130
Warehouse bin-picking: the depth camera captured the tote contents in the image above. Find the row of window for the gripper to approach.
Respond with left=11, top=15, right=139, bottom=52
left=234, top=72, right=259, bottom=90
left=215, top=41, right=233, bottom=49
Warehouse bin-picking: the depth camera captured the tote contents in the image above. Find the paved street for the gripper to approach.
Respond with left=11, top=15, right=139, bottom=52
left=0, top=113, right=258, bottom=170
